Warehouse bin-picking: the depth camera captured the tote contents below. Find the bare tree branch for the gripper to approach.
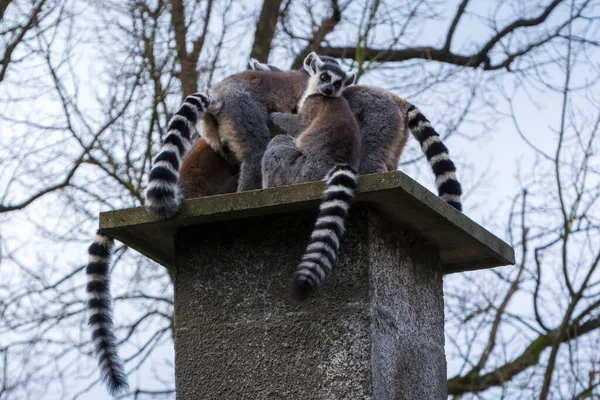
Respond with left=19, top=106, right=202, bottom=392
left=475, top=0, right=562, bottom=60
left=318, top=45, right=488, bottom=68
left=168, top=0, right=213, bottom=97
left=0, top=0, right=14, bottom=22
left=291, top=0, right=341, bottom=69
left=0, top=0, right=47, bottom=82
left=319, top=0, right=578, bottom=71
left=448, top=316, right=600, bottom=395
left=443, top=0, right=470, bottom=52
left=250, top=0, right=283, bottom=62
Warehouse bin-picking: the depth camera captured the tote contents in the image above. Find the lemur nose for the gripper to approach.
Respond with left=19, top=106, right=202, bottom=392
left=324, top=87, right=333, bottom=95
left=221, top=140, right=232, bottom=155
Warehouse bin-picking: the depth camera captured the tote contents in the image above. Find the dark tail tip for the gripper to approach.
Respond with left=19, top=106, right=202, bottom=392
left=107, top=375, right=129, bottom=396
left=289, top=276, right=314, bottom=302
left=447, top=200, right=462, bottom=211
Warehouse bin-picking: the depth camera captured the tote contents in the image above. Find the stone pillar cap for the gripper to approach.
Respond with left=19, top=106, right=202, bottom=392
left=99, top=171, right=514, bottom=273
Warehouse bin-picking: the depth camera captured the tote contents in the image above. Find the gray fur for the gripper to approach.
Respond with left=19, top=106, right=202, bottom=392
left=194, top=61, right=313, bottom=192
left=251, top=56, right=402, bottom=175
left=316, top=55, right=340, bottom=66
left=146, top=60, right=312, bottom=219
left=263, top=54, right=359, bottom=186
left=268, top=112, right=308, bottom=138
left=207, top=84, right=271, bottom=191
left=344, top=86, right=403, bottom=174
left=262, top=134, right=302, bottom=187
left=254, top=55, right=463, bottom=212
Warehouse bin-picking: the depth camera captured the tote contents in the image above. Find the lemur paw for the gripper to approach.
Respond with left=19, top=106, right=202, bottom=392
left=144, top=182, right=184, bottom=219
left=268, top=111, right=280, bottom=122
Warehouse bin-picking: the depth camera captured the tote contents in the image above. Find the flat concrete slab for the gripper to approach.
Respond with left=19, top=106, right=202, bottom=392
left=99, top=171, right=514, bottom=273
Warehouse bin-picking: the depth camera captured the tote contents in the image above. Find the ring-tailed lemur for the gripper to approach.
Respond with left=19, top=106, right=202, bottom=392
left=262, top=54, right=359, bottom=300
left=87, top=138, right=238, bottom=395
left=252, top=58, right=463, bottom=211
left=146, top=52, right=462, bottom=219
left=144, top=59, right=320, bottom=218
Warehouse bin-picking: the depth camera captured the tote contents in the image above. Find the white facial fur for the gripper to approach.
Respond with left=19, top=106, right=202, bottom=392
left=298, top=52, right=356, bottom=111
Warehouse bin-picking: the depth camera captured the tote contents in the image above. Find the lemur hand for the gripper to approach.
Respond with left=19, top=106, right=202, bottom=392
left=268, top=112, right=305, bottom=138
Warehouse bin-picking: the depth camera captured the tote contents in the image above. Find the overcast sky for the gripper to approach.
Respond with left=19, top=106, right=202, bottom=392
left=1, top=1, right=599, bottom=398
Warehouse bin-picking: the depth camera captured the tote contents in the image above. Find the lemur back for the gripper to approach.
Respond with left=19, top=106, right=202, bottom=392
left=178, top=139, right=238, bottom=197
left=203, top=70, right=307, bottom=172
left=261, top=54, right=360, bottom=300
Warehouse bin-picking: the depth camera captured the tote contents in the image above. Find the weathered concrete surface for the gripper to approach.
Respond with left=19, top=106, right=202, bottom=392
left=99, top=171, right=515, bottom=274
left=174, top=208, right=446, bottom=399
left=369, top=212, right=445, bottom=399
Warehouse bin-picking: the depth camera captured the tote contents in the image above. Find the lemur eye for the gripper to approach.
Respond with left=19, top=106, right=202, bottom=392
left=333, top=81, right=341, bottom=89
left=320, top=73, right=328, bottom=82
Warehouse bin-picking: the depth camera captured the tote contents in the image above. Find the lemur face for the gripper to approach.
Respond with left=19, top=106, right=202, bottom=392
left=316, top=70, right=348, bottom=97
left=303, top=52, right=355, bottom=97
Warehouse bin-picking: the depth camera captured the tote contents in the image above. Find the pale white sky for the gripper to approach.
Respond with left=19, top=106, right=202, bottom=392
left=1, top=0, right=599, bottom=398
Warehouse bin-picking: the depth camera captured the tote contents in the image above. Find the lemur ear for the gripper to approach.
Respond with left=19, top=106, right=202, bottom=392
left=303, top=52, right=317, bottom=72
left=248, top=58, right=260, bottom=70
left=344, top=73, right=356, bottom=87
left=304, top=52, right=324, bottom=75
left=318, top=55, right=340, bottom=66
left=248, top=58, right=270, bottom=71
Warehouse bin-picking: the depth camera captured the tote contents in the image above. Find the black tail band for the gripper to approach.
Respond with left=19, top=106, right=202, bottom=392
left=86, top=232, right=128, bottom=395
left=290, top=165, right=358, bottom=301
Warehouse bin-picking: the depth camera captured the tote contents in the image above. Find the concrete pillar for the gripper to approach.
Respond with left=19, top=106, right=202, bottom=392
left=173, top=209, right=445, bottom=399
left=99, top=171, right=514, bottom=400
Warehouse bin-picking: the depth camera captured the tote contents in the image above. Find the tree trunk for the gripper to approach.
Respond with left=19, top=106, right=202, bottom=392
left=250, top=0, right=282, bottom=62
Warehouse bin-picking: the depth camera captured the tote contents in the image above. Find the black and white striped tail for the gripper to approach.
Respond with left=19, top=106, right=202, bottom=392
left=145, top=93, right=210, bottom=218
left=406, top=105, right=463, bottom=211
left=86, top=232, right=128, bottom=395
left=290, top=165, right=358, bottom=301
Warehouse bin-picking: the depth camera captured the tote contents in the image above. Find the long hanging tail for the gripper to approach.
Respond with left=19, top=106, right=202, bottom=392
left=145, top=93, right=210, bottom=218
left=86, top=232, right=128, bottom=395
left=394, top=97, right=463, bottom=211
left=290, top=164, right=358, bottom=301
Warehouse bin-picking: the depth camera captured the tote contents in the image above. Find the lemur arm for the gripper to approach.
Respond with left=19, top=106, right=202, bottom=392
left=263, top=133, right=348, bottom=186
left=268, top=112, right=308, bottom=138
left=264, top=134, right=353, bottom=186
left=262, top=134, right=304, bottom=188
